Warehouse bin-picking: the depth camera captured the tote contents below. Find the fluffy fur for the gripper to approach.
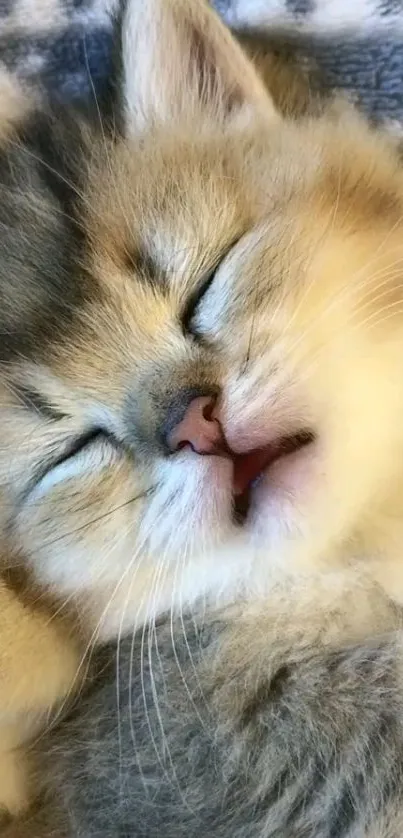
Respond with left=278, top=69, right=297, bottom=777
left=1, top=0, right=403, bottom=633
left=0, top=573, right=78, bottom=819
left=21, top=573, right=403, bottom=837
left=3, top=0, right=403, bottom=833
left=0, top=77, right=81, bottom=820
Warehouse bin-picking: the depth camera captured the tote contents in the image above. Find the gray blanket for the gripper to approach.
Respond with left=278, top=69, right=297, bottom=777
left=0, top=0, right=115, bottom=103
left=1, top=0, right=403, bottom=122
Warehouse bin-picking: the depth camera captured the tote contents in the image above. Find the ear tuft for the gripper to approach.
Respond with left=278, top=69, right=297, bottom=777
left=181, top=18, right=243, bottom=116
left=120, top=0, right=278, bottom=134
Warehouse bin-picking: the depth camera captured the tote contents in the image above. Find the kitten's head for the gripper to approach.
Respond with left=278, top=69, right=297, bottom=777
left=1, top=0, right=403, bottom=634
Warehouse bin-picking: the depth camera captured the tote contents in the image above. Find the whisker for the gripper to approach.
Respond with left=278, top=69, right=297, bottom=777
left=171, top=548, right=210, bottom=731
left=35, top=524, right=153, bottom=743
left=40, top=488, right=154, bottom=549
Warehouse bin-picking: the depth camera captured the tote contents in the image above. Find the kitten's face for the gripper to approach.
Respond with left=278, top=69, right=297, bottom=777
left=2, top=0, right=403, bottom=633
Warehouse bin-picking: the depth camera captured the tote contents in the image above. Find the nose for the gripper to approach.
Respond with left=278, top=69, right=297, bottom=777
left=165, top=393, right=225, bottom=455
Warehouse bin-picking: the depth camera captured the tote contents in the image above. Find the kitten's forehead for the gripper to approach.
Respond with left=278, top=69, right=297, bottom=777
left=0, top=121, right=251, bottom=427
left=84, top=130, right=261, bottom=286
left=3, top=92, right=403, bottom=385
left=0, top=125, right=218, bottom=371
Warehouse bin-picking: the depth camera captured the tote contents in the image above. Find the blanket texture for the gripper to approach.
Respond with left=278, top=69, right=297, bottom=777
left=0, top=0, right=116, bottom=102
left=213, top=0, right=403, bottom=123
left=0, top=0, right=403, bottom=121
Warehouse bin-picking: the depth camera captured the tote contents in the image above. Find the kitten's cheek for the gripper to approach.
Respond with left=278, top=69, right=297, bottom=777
left=13, top=461, right=146, bottom=591
left=263, top=444, right=319, bottom=494
left=248, top=444, right=322, bottom=537
left=15, top=452, right=235, bottom=597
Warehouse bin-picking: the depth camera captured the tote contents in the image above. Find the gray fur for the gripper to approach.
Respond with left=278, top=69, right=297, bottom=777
left=41, top=613, right=403, bottom=837
left=0, top=104, right=103, bottom=362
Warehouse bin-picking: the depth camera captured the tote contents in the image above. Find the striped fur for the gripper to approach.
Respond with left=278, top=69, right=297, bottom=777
left=30, top=579, right=403, bottom=837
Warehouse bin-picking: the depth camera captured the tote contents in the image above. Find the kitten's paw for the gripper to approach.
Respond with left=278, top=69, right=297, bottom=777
left=0, top=581, right=82, bottom=715
left=0, top=750, right=29, bottom=819
left=0, top=620, right=81, bottom=717
left=20, top=622, right=82, bottom=712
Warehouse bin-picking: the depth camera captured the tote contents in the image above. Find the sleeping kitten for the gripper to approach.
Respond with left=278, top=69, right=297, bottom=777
left=0, top=3, right=317, bottom=823
left=2, top=0, right=403, bottom=834
left=1, top=0, right=403, bottom=638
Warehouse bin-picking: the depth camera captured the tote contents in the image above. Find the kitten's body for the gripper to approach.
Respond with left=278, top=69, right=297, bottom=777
left=20, top=574, right=403, bottom=838
left=4, top=0, right=403, bottom=833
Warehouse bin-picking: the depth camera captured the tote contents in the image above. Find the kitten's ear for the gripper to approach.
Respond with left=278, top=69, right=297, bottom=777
left=120, top=0, right=278, bottom=133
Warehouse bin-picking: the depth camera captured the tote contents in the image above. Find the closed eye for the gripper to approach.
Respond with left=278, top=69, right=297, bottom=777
left=48, top=428, right=113, bottom=472
left=181, top=237, right=242, bottom=333
left=25, top=428, right=120, bottom=504
left=181, top=267, right=218, bottom=334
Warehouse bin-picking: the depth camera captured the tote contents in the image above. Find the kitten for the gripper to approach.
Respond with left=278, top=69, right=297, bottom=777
left=2, top=0, right=403, bottom=833
left=2, top=0, right=403, bottom=834
left=1, top=0, right=403, bottom=638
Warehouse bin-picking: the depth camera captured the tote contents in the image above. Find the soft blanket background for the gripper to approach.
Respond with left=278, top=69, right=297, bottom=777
left=0, top=0, right=403, bottom=121
left=0, top=0, right=115, bottom=102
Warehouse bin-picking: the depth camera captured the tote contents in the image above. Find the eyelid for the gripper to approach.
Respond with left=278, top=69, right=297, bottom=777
left=32, top=428, right=117, bottom=490
left=26, top=431, right=118, bottom=505
left=181, top=237, right=242, bottom=333
left=181, top=266, right=219, bottom=332
left=49, top=428, right=107, bottom=472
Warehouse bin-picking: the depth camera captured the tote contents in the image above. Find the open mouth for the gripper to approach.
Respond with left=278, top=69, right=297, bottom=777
left=232, top=430, right=315, bottom=524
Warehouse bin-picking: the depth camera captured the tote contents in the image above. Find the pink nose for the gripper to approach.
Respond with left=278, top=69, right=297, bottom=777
left=167, top=395, right=225, bottom=455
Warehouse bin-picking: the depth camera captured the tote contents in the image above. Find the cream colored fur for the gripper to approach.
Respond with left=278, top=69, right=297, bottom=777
left=0, top=577, right=78, bottom=817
